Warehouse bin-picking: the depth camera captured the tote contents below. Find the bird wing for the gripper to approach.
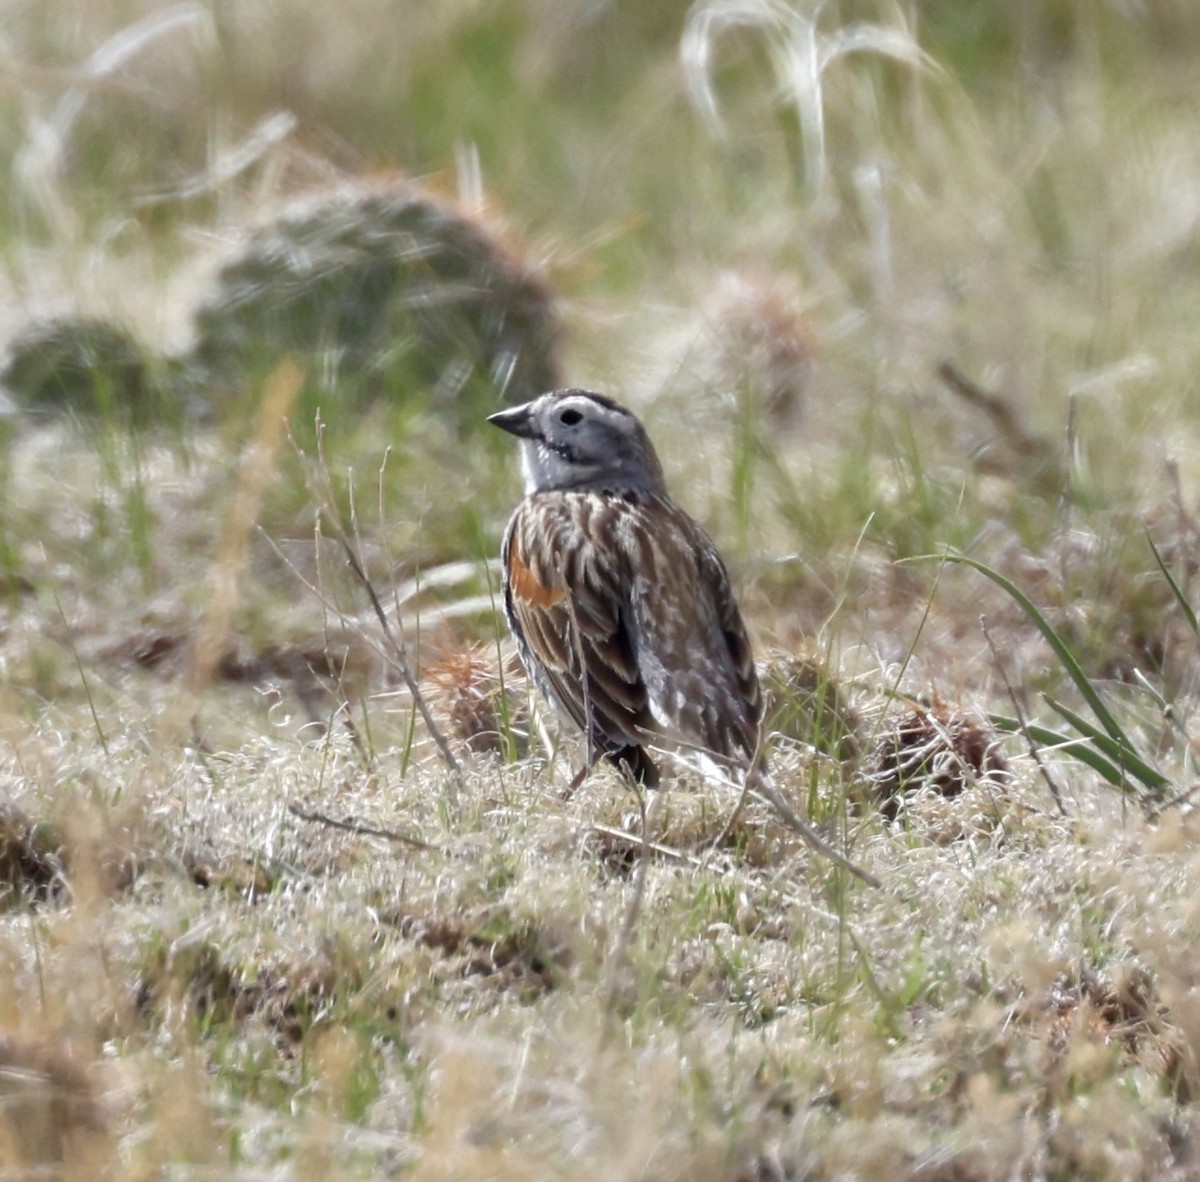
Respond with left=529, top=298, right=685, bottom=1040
left=503, top=493, right=654, bottom=759
left=624, top=497, right=761, bottom=765
left=504, top=491, right=761, bottom=773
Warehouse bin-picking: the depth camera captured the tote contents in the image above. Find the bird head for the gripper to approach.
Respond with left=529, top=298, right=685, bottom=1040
left=488, top=389, right=667, bottom=496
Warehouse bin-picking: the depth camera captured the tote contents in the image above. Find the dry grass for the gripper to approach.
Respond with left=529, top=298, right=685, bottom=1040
left=3, top=1, right=1200, bottom=1178
left=5, top=704, right=1200, bottom=1178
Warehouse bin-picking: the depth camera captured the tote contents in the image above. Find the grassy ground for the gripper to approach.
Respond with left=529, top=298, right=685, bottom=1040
left=5, top=1, right=1200, bottom=1177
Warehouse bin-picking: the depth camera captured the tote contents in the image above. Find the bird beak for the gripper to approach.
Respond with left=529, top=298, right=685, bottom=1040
left=487, top=403, right=538, bottom=439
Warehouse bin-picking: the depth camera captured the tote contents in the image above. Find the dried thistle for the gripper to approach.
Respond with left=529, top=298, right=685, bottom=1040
left=868, top=702, right=1009, bottom=820
left=0, top=800, right=66, bottom=908
left=704, top=269, right=815, bottom=426
left=762, top=652, right=860, bottom=762
left=426, top=644, right=515, bottom=758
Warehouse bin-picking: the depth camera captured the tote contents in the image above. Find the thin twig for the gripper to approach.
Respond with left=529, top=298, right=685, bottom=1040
left=46, top=564, right=110, bottom=759
left=981, top=614, right=1068, bottom=816
left=1145, top=782, right=1200, bottom=819
left=296, top=421, right=464, bottom=801
left=665, top=729, right=880, bottom=888
left=335, top=529, right=463, bottom=792
left=747, top=770, right=882, bottom=889
left=701, top=722, right=767, bottom=854
left=936, top=360, right=1047, bottom=457
left=258, top=525, right=440, bottom=775
left=258, top=529, right=392, bottom=666
left=589, top=822, right=704, bottom=867
left=288, top=803, right=437, bottom=851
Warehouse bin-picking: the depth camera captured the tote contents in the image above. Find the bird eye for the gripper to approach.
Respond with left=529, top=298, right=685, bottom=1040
left=558, top=407, right=584, bottom=426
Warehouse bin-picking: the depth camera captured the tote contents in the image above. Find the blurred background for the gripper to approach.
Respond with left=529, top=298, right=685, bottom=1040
left=3, top=0, right=1200, bottom=723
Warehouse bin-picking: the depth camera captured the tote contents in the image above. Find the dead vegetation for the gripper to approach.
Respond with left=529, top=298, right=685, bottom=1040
left=868, top=703, right=1010, bottom=822
left=3, top=1, right=1200, bottom=1179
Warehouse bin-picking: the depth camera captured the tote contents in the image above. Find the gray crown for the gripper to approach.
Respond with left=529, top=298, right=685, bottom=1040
left=488, top=389, right=667, bottom=496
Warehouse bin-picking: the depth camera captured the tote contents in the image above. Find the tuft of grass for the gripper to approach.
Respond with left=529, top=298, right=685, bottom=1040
left=944, top=550, right=1180, bottom=802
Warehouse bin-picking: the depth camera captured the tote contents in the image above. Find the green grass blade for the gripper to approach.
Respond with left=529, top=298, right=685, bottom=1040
left=988, top=714, right=1130, bottom=788
left=941, top=553, right=1136, bottom=749
left=1147, top=529, right=1200, bottom=641
left=1043, top=695, right=1171, bottom=793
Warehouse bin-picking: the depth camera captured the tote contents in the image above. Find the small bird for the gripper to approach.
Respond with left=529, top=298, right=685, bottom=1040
left=489, top=389, right=879, bottom=887
left=489, top=388, right=760, bottom=790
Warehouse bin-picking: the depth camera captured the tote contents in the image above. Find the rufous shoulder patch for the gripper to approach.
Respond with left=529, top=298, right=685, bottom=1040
left=508, top=548, right=566, bottom=609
